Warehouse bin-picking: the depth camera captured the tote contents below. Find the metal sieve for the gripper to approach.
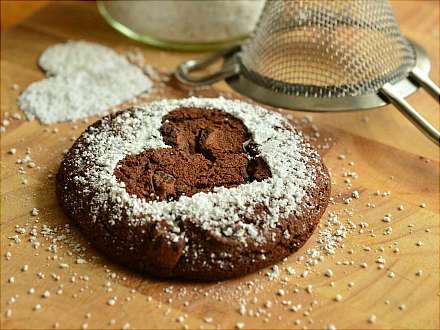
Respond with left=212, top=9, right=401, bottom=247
left=175, top=0, right=439, bottom=144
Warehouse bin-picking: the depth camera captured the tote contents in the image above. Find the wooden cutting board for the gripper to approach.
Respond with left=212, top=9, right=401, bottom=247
left=1, top=1, right=439, bottom=330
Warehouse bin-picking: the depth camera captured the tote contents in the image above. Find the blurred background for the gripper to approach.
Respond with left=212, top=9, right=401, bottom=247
left=1, top=0, right=439, bottom=156
left=1, top=1, right=49, bottom=30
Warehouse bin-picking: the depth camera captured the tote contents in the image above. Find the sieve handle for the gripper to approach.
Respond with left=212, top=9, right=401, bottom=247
left=380, top=83, right=440, bottom=145
left=175, top=45, right=241, bottom=86
left=409, top=67, right=440, bottom=101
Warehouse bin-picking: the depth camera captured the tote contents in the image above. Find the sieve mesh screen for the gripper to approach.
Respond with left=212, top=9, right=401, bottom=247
left=239, top=0, right=416, bottom=97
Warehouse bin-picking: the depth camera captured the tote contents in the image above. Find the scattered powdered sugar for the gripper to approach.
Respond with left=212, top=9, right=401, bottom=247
left=64, top=97, right=322, bottom=245
left=5, top=102, right=433, bottom=328
left=317, top=212, right=347, bottom=255
left=18, top=41, right=152, bottom=124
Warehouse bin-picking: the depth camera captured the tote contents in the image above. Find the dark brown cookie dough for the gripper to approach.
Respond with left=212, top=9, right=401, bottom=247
left=57, top=98, right=331, bottom=281
left=114, top=108, right=271, bottom=202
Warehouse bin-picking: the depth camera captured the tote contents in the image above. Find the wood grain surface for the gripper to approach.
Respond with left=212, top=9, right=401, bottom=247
left=0, top=0, right=49, bottom=30
left=1, top=1, right=439, bottom=330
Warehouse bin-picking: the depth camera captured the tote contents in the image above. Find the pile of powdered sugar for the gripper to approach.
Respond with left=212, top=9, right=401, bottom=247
left=66, top=97, right=322, bottom=245
left=18, top=41, right=152, bottom=124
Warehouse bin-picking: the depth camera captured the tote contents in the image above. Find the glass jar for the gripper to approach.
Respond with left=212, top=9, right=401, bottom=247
left=97, top=0, right=265, bottom=51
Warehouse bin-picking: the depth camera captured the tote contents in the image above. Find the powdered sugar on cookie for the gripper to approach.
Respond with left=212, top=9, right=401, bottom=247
left=62, top=98, right=324, bottom=247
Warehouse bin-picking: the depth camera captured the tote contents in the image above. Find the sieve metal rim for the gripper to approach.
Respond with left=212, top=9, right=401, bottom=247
left=224, top=40, right=430, bottom=112
left=175, top=40, right=439, bottom=144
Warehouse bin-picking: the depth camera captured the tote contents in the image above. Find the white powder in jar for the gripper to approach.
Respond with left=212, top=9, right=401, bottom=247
left=101, top=0, right=265, bottom=43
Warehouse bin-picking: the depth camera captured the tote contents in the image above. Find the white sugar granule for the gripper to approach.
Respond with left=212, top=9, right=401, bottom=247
left=324, top=269, right=333, bottom=277
left=235, top=322, right=245, bottom=330
left=367, top=314, right=377, bottom=323
left=334, top=294, right=343, bottom=302
left=63, top=97, right=322, bottom=247
left=5, top=309, right=12, bottom=318
left=19, top=41, right=152, bottom=124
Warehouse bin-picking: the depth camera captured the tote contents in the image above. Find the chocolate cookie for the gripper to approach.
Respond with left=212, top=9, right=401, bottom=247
left=57, top=97, right=331, bottom=280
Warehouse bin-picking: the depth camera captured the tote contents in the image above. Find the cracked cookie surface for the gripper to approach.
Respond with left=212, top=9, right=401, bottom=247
left=114, top=108, right=271, bottom=202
